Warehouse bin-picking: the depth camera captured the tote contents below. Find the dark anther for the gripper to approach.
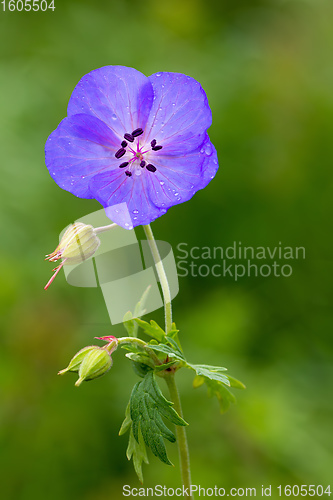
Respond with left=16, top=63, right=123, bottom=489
left=115, top=148, right=126, bottom=159
left=152, top=145, right=163, bottom=151
left=146, top=164, right=157, bottom=172
left=121, top=140, right=127, bottom=148
left=151, top=139, right=157, bottom=148
left=132, top=128, right=143, bottom=137
left=125, top=171, right=132, bottom=177
left=119, top=162, right=129, bottom=168
left=140, top=160, right=146, bottom=168
left=124, top=133, right=134, bottom=142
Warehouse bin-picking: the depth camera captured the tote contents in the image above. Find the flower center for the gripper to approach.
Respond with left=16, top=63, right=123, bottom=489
left=114, top=128, right=163, bottom=178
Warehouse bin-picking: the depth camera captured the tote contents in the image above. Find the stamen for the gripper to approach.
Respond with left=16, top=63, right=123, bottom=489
left=124, top=133, right=134, bottom=142
left=132, top=128, right=143, bottom=137
left=119, top=162, right=129, bottom=168
left=151, top=139, right=157, bottom=148
left=121, top=140, right=127, bottom=148
left=115, top=148, right=126, bottom=159
left=146, top=164, right=157, bottom=172
left=125, top=171, right=132, bottom=177
left=140, top=160, right=146, bottom=168
left=152, top=145, right=163, bottom=151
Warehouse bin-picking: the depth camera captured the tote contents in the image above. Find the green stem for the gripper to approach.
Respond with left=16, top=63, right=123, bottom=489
left=165, top=373, right=193, bottom=499
left=143, top=224, right=172, bottom=334
left=142, top=223, right=193, bottom=498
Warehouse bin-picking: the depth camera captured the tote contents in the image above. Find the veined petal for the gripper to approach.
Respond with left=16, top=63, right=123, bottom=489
left=89, top=169, right=166, bottom=229
left=146, top=136, right=218, bottom=209
left=144, top=72, right=212, bottom=156
left=67, top=66, right=154, bottom=140
left=45, top=114, right=121, bottom=198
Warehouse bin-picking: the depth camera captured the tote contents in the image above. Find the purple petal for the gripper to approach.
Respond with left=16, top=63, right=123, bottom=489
left=146, top=135, right=218, bottom=209
left=45, top=114, right=122, bottom=198
left=89, top=169, right=166, bottom=229
left=144, top=72, right=212, bottom=156
left=67, top=66, right=154, bottom=140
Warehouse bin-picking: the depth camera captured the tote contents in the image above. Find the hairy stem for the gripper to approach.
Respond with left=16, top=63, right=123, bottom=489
left=142, top=224, right=172, bottom=334
left=165, top=373, right=193, bottom=499
left=142, top=223, right=193, bottom=497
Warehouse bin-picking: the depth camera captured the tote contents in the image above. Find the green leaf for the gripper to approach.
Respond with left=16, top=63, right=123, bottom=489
left=125, top=352, right=154, bottom=378
left=205, top=379, right=236, bottom=414
left=187, top=363, right=230, bottom=386
left=123, top=310, right=136, bottom=336
left=149, top=343, right=185, bottom=362
left=227, top=375, right=246, bottom=389
left=123, top=286, right=151, bottom=337
left=154, top=361, right=177, bottom=372
left=119, top=403, right=132, bottom=436
left=130, top=371, right=188, bottom=465
left=134, top=318, right=166, bottom=342
left=119, top=404, right=148, bottom=483
left=133, top=285, right=151, bottom=319
left=125, top=352, right=154, bottom=368
left=127, top=427, right=149, bottom=484
left=192, top=372, right=246, bottom=414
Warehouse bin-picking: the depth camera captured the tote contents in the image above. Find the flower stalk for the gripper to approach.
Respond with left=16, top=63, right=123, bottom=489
left=143, top=224, right=172, bottom=335
left=143, top=223, right=193, bottom=498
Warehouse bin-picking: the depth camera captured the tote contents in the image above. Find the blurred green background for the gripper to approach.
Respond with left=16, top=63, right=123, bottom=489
left=1, top=0, right=332, bottom=498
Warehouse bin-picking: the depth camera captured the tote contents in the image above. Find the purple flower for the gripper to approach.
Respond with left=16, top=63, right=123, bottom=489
left=45, top=66, right=218, bottom=229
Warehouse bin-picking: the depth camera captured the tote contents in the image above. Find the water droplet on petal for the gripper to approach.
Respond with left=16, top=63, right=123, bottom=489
left=135, top=170, right=141, bottom=177
left=213, top=158, right=218, bottom=164
left=133, top=209, right=139, bottom=214
left=204, top=143, right=212, bottom=155
left=160, top=181, right=165, bottom=186
left=156, top=73, right=162, bottom=77
left=177, top=197, right=182, bottom=201
left=111, top=114, right=117, bottom=121
left=174, top=192, right=179, bottom=196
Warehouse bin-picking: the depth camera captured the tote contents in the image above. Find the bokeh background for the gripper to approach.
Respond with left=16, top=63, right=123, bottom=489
left=1, top=0, right=332, bottom=498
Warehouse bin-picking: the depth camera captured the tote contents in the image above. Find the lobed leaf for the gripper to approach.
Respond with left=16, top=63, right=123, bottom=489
left=149, top=343, right=185, bottom=362
left=123, top=286, right=151, bottom=337
left=130, top=371, right=187, bottom=465
left=134, top=318, right=166, bottom=342
left=119, top=404, right=149, bottom=483
left=187, top=363, right=230, bottom=386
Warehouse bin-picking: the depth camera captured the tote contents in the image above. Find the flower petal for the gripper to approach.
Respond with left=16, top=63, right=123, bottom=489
left=45, top=113, right=121, bottom=198
left=144, top=72, right=212, bottom=156
left=89, top=169, right=166, bottom=229
left=67, top=66, right=154, bottom=140
left=146, top=136, right=218, bottom=209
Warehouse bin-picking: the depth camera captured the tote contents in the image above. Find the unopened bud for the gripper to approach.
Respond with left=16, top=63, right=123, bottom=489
left=45, top=222, right=100, bottom=290
left=75, top=347, right=113, bottom=387
left=58, top=346, right=96, bottom=375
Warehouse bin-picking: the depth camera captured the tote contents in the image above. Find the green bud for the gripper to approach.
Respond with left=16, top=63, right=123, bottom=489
left=58, top=346, right=96, bottom=375
left=75, top=347, right=112, bottom=387
left=45, top=222, right=100, bottom=290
